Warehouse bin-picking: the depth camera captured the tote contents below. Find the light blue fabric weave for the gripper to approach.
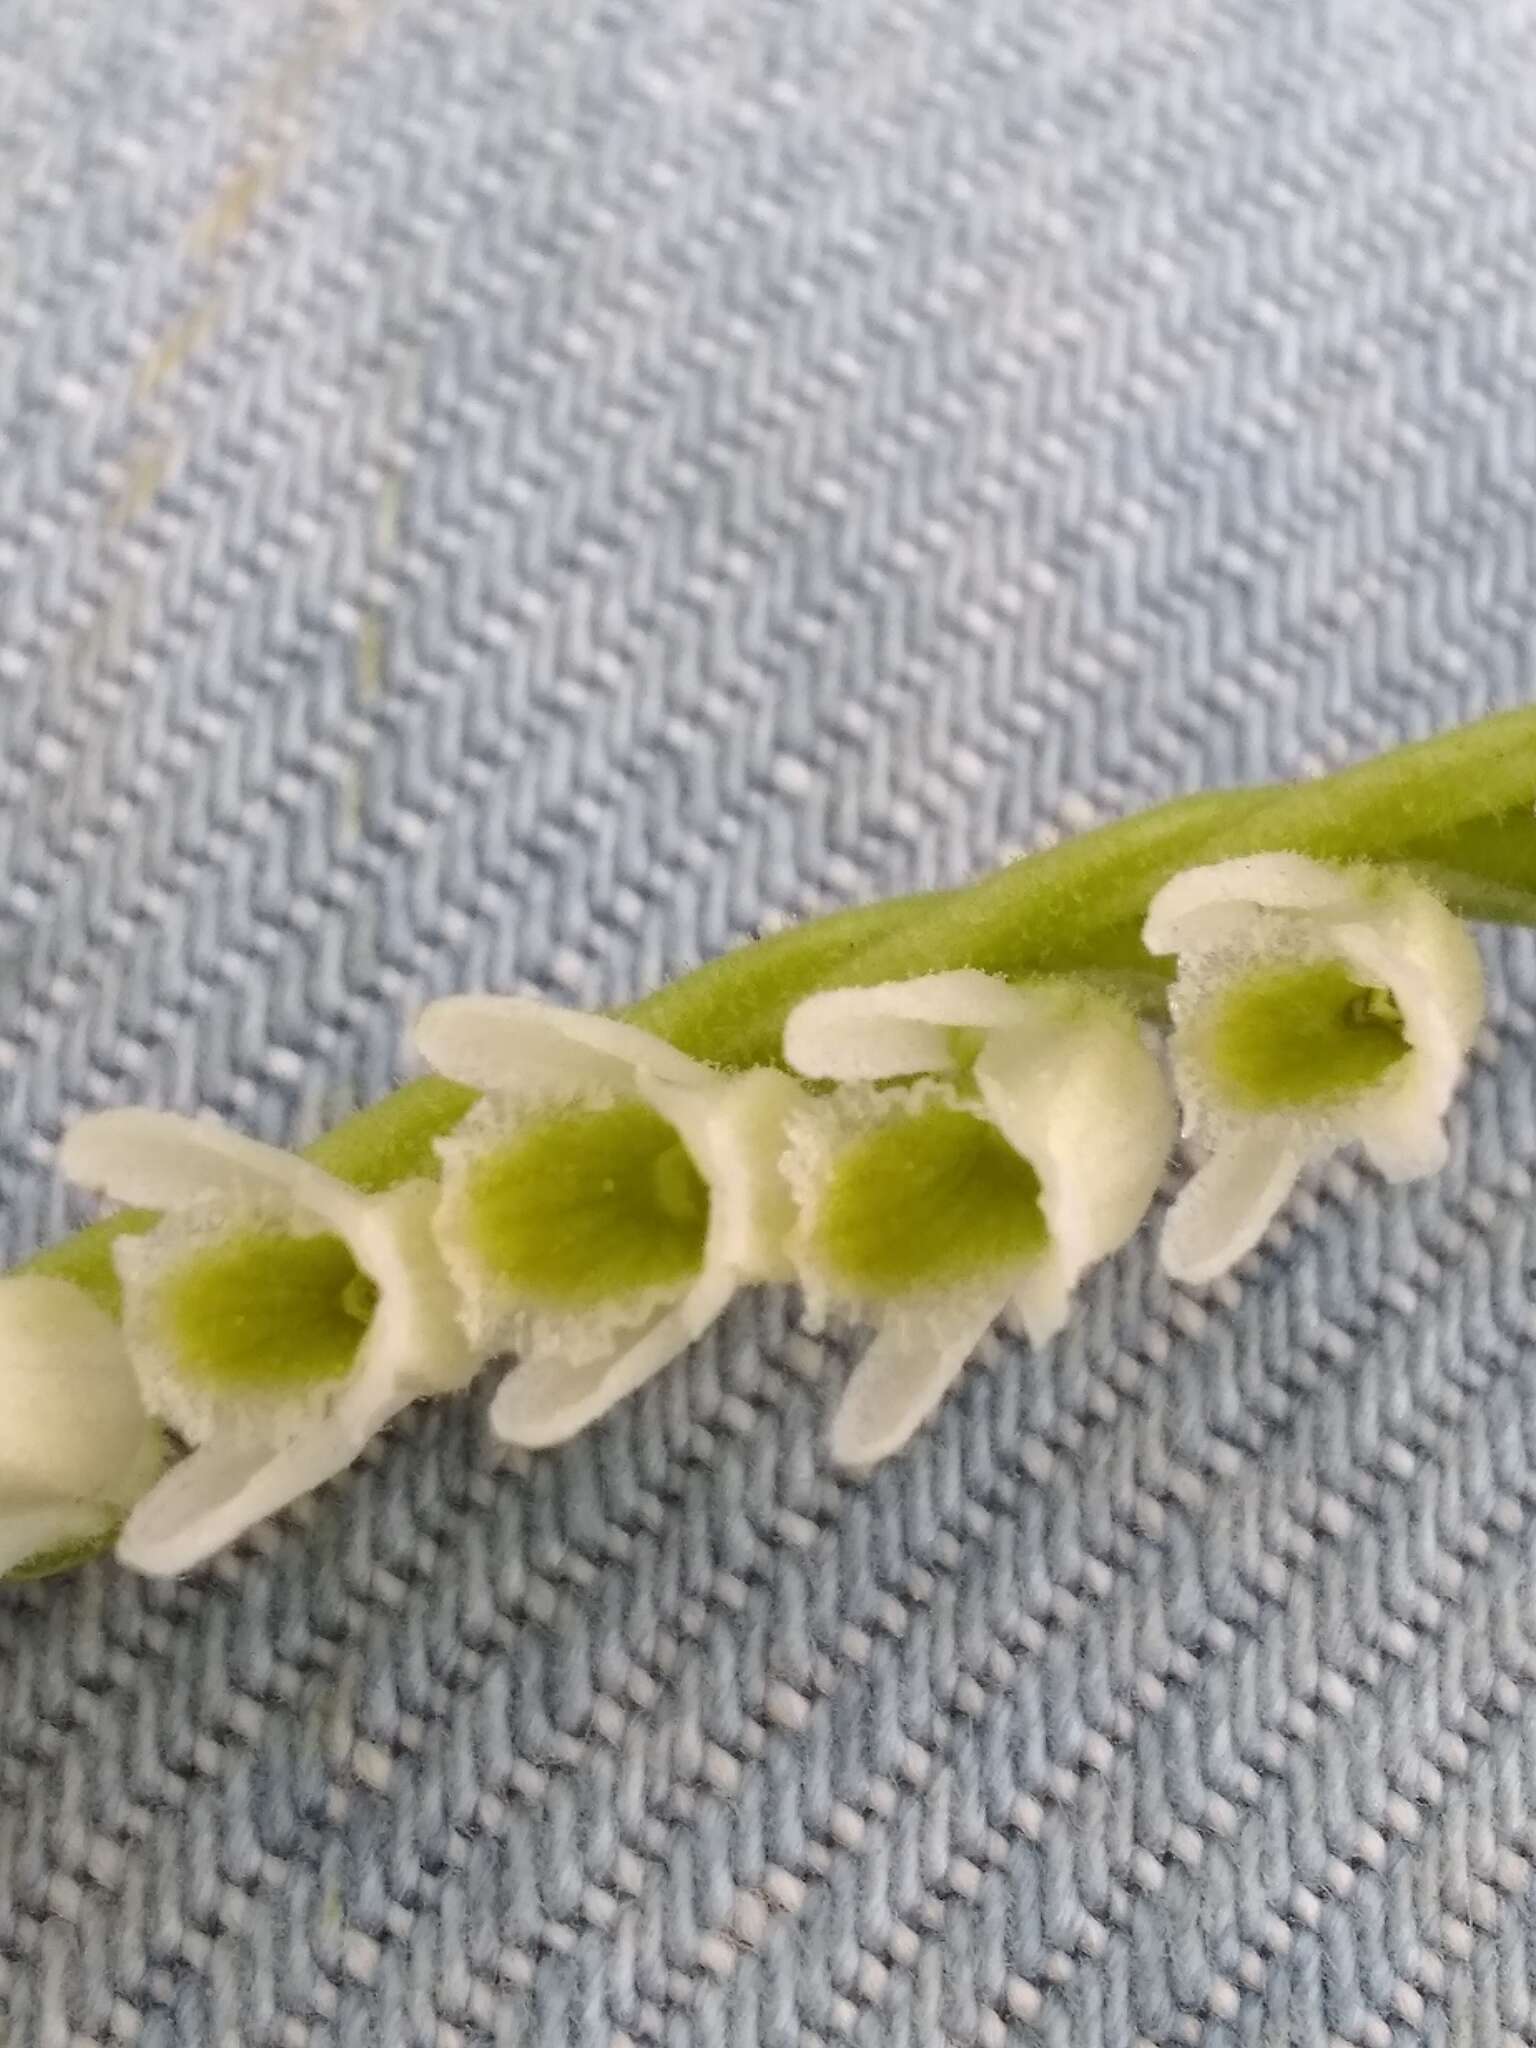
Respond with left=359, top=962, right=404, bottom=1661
left=4, top=1, right=1536, bottom=2041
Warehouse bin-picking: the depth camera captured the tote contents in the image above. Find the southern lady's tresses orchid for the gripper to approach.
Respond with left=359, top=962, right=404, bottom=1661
left=59, top=1113, right=472, bottom=1575
left=1144, top=854, right=1485, bottom=1284
left=416, top=998, right=801, bottom=1446
left=0, top=1277, right=166, bottom=1577
left=1, top=710, right=1532, bottom=1585
left=780, top=971, right=1176, bottom=1465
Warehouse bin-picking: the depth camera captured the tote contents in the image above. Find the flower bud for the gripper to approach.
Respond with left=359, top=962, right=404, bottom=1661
left=0, top=1277, right=165, bottom=1577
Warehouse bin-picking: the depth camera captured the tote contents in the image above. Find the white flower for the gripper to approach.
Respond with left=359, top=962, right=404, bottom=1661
left=0, top=1276, right=167, bottom=1577
left=59, top=1112, right=473, bottom=1575
left=416, top=997, right=801, bottom=1447
left=1144, top=853, right=1485, bottom=1284
left=781, top=970, right=1175, bottom=1465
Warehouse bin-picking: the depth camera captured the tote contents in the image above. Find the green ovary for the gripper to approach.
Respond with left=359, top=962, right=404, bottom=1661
left=459, top=1101, right=710, bottom=1309
left=1194, top=958, right=1410, bottom=1112
left=813, top=1104, right=1050, bottom=1298
left=158, top=1231, right=376, bottom=1393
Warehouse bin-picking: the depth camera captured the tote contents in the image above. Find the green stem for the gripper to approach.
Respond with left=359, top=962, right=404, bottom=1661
left=21, top=708, right=1536, bottom=1307
left=819, top=704, right=1536, bottom=1001
left=1394, top=806, right=1536, bottom=925
left=1204, top=704, right=1536, bottom=862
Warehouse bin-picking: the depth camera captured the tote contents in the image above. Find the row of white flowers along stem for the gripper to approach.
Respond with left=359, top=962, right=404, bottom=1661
left=4, top=707, right=1536, bottom=1581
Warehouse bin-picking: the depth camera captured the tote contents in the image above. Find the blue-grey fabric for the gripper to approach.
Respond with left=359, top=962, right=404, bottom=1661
left=4, top=1, right=1536, bottom=2041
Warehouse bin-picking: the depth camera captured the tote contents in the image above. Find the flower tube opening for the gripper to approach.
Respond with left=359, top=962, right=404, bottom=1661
left=1190, top=957, right=1412, bottom=1113
left=1147, top=855, right=1485, bottom=1284
left=800, top=1089, right=1052, bottom=1303
left=60, top=1111, right=472, bottom=1574
left=419, top=997, right=802, bottom=1447
left=782, top=974, right=1175, bottom=1464
left=449, top=1096, right=711, bottom=1313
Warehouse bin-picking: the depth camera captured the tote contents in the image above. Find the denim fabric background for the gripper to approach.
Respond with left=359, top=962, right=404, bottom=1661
left=4, top=1, right=1536, bottom=2042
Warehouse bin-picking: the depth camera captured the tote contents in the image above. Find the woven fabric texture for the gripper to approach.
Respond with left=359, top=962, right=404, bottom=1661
left=5, top=1, right=1536, bottom=2042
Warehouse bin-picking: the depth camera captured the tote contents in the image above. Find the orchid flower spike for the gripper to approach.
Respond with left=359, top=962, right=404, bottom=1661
left=0, top=1276, right=167, bottom=1578
left=781, top=970, right=1175, bottom=1466
left=416, top=998, right=802, bottom=1447
left=59, top=1113, right=473, bottom=1575
left=1144, top=854, right=1485, bottom=1285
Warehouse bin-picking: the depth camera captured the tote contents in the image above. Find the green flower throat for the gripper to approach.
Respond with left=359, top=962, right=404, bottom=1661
left=814, top=1103, right=1050, bottom=1298
left=1195, top=958, right=1411, bottom=1112
left=459, top=1101, right=711, bottom=1308
left=160, top=1231, right=377, bottom=1393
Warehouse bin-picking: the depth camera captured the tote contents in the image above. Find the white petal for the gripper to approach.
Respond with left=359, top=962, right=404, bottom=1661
left=490, top=1270, right=737, bottom=1448
left=61, top=1110, right=362, bottom=1232
left=783, top=970, right=1034, bottom=1081
left=415, top=996, right=711, bottom=1095
left=1354, top=1110, right=1450, bottom=1184
left=641, top=1068, right=803, bottom=1283
left=1144, top=853, right=1370, bottom=957
left=0, top=1276, right=160, bottom=1507
left=1010, top=1254, right=1075, bottom=1349
left=828, top=1290, right=1006, bottom=1468
left=115, top=1436, right=275, bottom=1575
left=115, top=1380, right=405, bottom=1577
left=347, top=1180, right=477, bottom=1397
left=974, top=984, right=1175, bottom=1281
left=1160, top=1133, right=1309, bottom=1284
left=0, top=1501, right=115, bottom=1577
left=1332, top=886, right=1485, bottom=1107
